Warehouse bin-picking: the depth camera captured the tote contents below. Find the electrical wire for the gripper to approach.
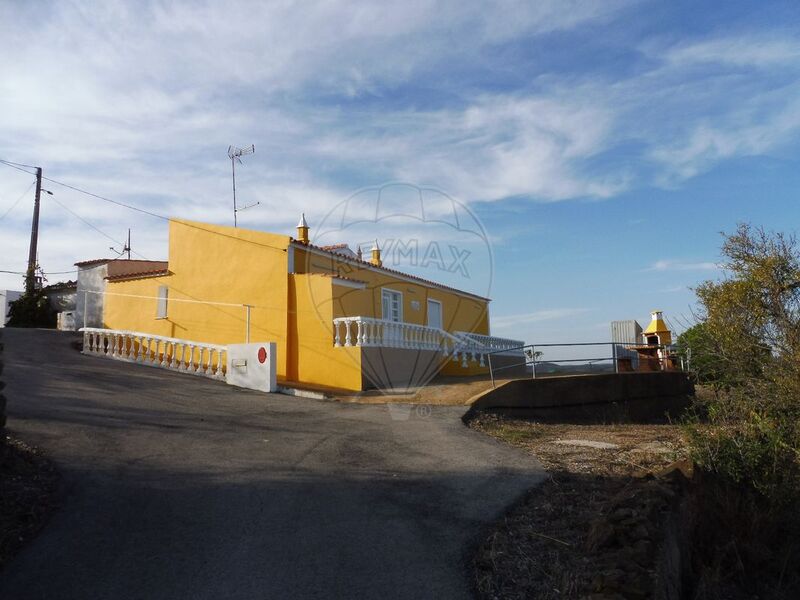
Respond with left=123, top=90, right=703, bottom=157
left=0, top=180, right=36, bottom=221
left=47, top=194, right=150, bottom=260
left=0, top=157, right=287, bottom=255
left=41, top=175, right=169, bottom=221
left=0, top=159, right=167, bottom=220
left=0, top=159, right=37, bottom=175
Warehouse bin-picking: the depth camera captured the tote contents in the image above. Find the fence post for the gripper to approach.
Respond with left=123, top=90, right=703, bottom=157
left=488, top=353, right=495, bottom=388
left=612, top=342, right=618, bottom=374
left=531, top=344, right=537, bottom=379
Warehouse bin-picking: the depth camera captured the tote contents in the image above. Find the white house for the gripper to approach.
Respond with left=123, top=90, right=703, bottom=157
left=73, top=259, right=168, bottom=329
left=1, top=290, right=23, bottom=326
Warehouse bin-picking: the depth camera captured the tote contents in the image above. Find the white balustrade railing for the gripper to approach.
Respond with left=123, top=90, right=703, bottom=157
left=332, top=317, right=451, bottom=352
left=332, top=317, right=526, bottom=369
left=452, top=331, right=525, bottom=354
left=80, top=327, right=227, bottom=381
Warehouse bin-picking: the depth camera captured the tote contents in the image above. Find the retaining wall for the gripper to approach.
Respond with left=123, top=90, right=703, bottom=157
left=468, top=371, right=694, bottom=421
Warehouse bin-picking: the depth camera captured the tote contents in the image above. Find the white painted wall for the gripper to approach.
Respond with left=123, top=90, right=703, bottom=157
left=226, top=342, right=277, bottom=393
left=75, top=264, right=108, bottom=328
left=1, top=290, right=23, bottom=326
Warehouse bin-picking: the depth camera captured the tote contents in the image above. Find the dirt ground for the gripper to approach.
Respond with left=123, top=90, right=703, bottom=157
left=0, top=435, right=60, bottom=570
left=469, top=414, right=689, bottom=600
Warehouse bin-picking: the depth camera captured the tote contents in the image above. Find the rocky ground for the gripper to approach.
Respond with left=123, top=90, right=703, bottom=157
left=0, top=435, right=60, bottom=570
left=469, top=415, right=690, bottom=599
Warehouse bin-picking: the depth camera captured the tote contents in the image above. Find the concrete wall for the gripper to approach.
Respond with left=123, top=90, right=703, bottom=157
left=1, top=290, right=23, bottom=326
left=361, top=347, right=446, bottom=391
left=47, top=288, right=77, bottom=313
left=75, top=264, right=108, bottom=328
left=469, top=372, right=694, bottom=421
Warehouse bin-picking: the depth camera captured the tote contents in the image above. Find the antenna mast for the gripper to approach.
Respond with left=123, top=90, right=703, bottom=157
left=109, top=228, right=132, bottom=259
left=227, top=144, right=255, bottom=227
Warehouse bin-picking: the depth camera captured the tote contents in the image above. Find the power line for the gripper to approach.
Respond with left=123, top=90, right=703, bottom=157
left=0, top=157, right=287, bottom=256
left=1, top=267, right=78, bottom=276
left=0, top=180, right=36, bottom=221
left=0, top=159, right=167, bottom=220
left=41, top=175, right=168, bottom=221
left=0, top=159, right=38, bottom=170
left=47, top=194, right=149, bottom=260
left=0, top=159, right=37, bottom=175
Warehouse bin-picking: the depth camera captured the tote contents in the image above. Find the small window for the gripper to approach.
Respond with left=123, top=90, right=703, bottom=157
left=381, top=289, right=403, bottom=322
left=156, top=286, right=168, bottom=319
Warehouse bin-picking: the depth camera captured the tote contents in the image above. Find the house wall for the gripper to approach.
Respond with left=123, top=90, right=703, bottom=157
left=288, top=273, right=362, bottom=390
left=104, top=219, right=292, bottom=380
left=294, top=245, right=490, bottom=335
left=76, top=264, right=107, bottom=328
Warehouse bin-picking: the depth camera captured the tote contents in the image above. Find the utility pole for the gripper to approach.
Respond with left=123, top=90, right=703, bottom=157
left=25, top=167, right=43, bottom=294
left=125, top=228, right=131, bottom=259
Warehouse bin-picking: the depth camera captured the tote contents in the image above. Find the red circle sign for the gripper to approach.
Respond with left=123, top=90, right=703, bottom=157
left=258, top=347, right=267, bottom=364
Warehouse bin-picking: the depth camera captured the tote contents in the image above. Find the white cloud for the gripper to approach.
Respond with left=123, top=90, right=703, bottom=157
left=663, top=36, right=800, bottom=68
left=492, top=308, right=589, bottom=329
left=2, top=2, right=800, bottom=293
left=646, top=260, right=718, bottom=272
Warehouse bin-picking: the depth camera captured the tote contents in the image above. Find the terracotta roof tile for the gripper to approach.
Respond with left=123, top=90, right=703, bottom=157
left=106, top=268, right=170, bottom=282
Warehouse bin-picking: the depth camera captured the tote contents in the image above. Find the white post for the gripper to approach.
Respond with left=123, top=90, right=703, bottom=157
left=344, top=320, right=352, bottom=346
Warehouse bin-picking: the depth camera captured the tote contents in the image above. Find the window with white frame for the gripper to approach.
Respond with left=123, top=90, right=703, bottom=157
left=156, top=285, right=168, bottom=319
left=381, top=288, right=402, bottom=322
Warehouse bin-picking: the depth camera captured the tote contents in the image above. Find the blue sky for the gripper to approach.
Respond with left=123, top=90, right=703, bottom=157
left=2, top=0, right=799, bottom=346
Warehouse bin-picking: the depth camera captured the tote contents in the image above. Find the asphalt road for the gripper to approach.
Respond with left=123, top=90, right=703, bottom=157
left=0, top=328, right=543, bottom=599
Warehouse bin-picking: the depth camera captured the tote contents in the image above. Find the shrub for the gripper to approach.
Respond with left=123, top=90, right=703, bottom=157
left=6, top=289, right=56, bottom=328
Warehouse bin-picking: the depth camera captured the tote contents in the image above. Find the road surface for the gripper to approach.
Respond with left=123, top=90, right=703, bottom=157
left=0, top=328, right=543, bottom=599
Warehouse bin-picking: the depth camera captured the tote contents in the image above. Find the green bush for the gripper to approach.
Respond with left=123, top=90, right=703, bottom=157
left=685, top=224, right=800, bottom=499
left=6, top=289, right=56, bottom=328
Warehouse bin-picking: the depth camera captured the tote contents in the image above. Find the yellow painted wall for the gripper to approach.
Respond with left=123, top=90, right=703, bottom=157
left=104, top=219, right=292, bottom=378
left=294, top=245, right=490, bottom=335
left=288, top=273, right=362, bottom=390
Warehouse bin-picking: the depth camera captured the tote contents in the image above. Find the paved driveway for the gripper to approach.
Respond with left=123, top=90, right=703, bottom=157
left=0, top=329, right=543, bottom=599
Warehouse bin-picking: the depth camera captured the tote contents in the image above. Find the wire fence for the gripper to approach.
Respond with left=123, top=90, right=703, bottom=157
left=486, top=341, right=681, bottom=388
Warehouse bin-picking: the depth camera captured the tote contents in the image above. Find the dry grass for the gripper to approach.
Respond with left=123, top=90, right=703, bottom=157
left=470, top=415, right=689, bottom=599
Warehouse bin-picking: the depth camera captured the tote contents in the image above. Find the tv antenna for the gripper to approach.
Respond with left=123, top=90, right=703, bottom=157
left=109, top=228, right=132, bottom=259
left=227, top=144, right=258, bottom=227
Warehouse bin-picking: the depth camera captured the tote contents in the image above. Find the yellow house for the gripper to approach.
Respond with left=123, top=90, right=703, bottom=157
left=101, top=217, right=522, bottom=392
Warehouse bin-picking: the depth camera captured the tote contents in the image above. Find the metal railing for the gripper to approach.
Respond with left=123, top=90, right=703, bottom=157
left=80, top=327, right=227, bottom=380
left=486, top=341, right=671, bottom=388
